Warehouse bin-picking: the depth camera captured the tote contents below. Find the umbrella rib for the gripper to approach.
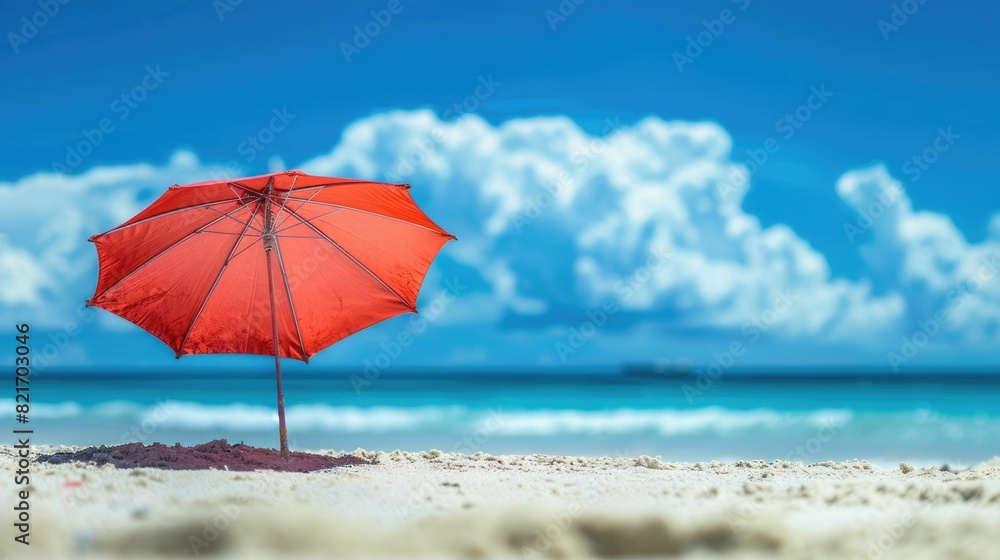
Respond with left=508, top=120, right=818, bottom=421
left=177, top=202, right=261, bottom=355
left=274, top=209, right=343, bottom=234
left=272, top=236, right=308, bottom=360
left=282, top=180, right=366, bottom=192
left=207, top=205, right=264, bottom=233
left=282, top=207, right=415, bottom=311
left=272, top=188, right=324, bottom=232
left=228, top=237, right=264, bottom=260
left=95, top=199, right=242, bottom=238
left=90, top=202, right=253, bottom=303
left=270, top=179, right=406, bottom=231
left=286, top=198, right=453, bottom=238
left=268, top=173, right=298, bottom=226
left=94, top=181, right=412, bottom=239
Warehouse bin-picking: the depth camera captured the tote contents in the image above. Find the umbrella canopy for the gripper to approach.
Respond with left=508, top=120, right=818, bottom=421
left=88, top=170, right=455, bottom=457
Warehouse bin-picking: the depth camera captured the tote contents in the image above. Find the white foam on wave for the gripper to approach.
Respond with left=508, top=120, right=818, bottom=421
left=159, top=402, right=467, bottom=432
left=489, top=407, right=854, bottom=436
left=15, top=400, right=83, bottom=419
left=7, top=399, right=858, bottom=437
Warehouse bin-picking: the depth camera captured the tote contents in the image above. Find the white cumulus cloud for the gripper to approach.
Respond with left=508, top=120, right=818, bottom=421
left=2, top=109, right=997, bottom=358
left=302, top=110, right=904, bottom=342
left=837, top=165, right=1000, bottom=345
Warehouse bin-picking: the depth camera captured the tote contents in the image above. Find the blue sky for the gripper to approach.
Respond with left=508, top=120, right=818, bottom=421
left=2, top=0, right=999, bottom=374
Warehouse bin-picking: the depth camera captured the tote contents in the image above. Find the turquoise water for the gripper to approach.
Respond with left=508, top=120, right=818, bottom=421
left=19, top=371, right=1000, bottom=468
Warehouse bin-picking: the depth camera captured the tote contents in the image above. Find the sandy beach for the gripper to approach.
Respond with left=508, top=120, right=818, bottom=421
left=3, top=447, right=999, bottom=559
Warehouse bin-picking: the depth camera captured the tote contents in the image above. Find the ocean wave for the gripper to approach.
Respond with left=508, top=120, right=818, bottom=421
left=19, top=401, right=83, bottom=419
left=162, top=402, right=468, bottom=432
left=4, top=399, right=860, bottom=436
left=489, top=407, right=854, bottom=436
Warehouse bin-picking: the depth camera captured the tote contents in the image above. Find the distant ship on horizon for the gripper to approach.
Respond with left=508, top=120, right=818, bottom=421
left=621, top=361, right=693, bottom=378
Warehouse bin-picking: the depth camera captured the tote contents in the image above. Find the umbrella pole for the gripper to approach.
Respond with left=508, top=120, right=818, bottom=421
left=265, top=238, right=290, bottom=461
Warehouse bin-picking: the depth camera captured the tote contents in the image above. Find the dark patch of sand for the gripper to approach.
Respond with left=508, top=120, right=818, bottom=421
left=38, top=439, right=370, bottom=473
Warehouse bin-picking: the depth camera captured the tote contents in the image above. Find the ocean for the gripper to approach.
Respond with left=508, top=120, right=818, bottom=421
left=18, top=370, right=1000, bottom=468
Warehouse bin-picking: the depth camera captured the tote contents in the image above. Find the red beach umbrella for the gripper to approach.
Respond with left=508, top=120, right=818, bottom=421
left=87, top=170, right=455, bottom=459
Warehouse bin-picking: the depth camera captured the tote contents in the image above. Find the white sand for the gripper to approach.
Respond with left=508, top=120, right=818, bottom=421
left=3, top=447, right=999, bottom=559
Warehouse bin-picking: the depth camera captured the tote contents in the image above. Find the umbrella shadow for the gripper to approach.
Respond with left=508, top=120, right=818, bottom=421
left=37, top=439, right=373, bottom=473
